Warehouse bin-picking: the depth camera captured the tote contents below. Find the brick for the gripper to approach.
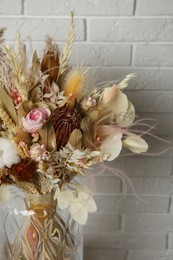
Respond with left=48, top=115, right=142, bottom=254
left=139, top=113, right=173, bottom=136
left=168, top=233, right=173, bottom=249
left=84, top=248, right=127, bottom=260
left=127, top=250, right=173, bottom=260
left=25, top=0, right=135, bottom=16
left=123, top=177, right=173, bottom=195
left=133, top=45, right=173, bottom=66
left=92, top=68, right=173, bottom=91
left=123, top=214, right=173, bottom=232
left=0, top=18, right=85, bottom=41
left=169, top=197, right=173, bottom=213
left=0, top=0, right=22, bottom=14
left=107, top=157, right=172, bottom=177
left=23, top=47, right=173, bottom=91
left=89, top=18, right=173, bottom=42
left=144, top=135, right=173, bottom=158
left=95, top=195, right=169, bottom=214
left=94, top=176, right=121, bottom=194
left=126, top=90, right=173, bottom=113
left=71, top=44, right=131, bottom=66
left=136, top=0, right=173, bottom=15
left=84, top=232, right=166, bottom=249
left=85, top=214, right=121, bottom=234
left=25, top=42, right=131, bottom=66
left=76, top=175, right=121, bottom=194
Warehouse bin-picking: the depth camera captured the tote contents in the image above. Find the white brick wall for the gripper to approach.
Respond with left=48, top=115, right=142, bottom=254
left=1, top=1, right=173, bottom=260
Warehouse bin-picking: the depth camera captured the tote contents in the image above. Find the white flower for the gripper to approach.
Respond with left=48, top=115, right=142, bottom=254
left=0, top=138, right=20, bottom=168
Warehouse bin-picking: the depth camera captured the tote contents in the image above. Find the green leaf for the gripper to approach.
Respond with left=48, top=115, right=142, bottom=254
left=39, top=121, right=57, bottom=151
left=0, top=87, right=17, bottom=124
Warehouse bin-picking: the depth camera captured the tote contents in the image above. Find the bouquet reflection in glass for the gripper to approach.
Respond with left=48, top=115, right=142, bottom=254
left=0, top=12, right=148, bottom=260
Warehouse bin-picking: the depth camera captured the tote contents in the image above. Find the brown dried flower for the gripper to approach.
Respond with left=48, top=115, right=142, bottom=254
left=49, top=105, right=81, bottom=148
left=10, top=158, right=38, bottom=182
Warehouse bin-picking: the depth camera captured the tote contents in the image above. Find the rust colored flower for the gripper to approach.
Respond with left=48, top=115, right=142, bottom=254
left=49, top=106, right=81, bottom=148
left=10, top=158, right=38, bottom=182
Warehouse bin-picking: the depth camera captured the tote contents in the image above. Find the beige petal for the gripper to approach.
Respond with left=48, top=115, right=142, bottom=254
left=78, top=192, right=97, bottom=213
left=58, top=189, right=74, bottom=209
left=102, top=84, right=117, bottom=104
left=70, top=197, right=88, bottom=225
left=100, top=132, right=122, bottom=161
left=123, top=135, right=148, bottom=153
left=116, top=101, right=135, bottom=127
left=109, top=89, right=128, bottom=115
left=97, top=125, right=121, bottom=138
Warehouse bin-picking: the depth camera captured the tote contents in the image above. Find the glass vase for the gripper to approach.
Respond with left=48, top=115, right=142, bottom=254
left=0, top=186, right=83, bottom=260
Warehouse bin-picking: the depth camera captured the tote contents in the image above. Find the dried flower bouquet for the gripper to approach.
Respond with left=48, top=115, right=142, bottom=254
left=0, top=13, right=148, bottom=225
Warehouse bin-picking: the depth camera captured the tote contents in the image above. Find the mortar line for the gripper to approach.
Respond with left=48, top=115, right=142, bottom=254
left=21, top=0, right=25, bottom=15
left=133, top=0, right=137, bottom=16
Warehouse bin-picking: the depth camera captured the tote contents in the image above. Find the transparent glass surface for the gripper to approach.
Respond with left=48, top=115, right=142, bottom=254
left=0, top=186, right=83, bottom=260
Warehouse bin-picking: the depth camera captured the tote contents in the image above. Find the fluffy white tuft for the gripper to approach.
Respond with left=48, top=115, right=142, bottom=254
left=0, top=138, right=20, bottom=168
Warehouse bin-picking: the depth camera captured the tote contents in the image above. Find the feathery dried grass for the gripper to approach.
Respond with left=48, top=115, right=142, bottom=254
left=63, top=66, right=87, bottom=103
left=2, top=41, right=28, bottom=101
left=57, top=11, right=75, bottom=80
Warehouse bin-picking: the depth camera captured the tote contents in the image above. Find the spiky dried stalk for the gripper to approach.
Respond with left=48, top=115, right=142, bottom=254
left=11, top=141, right=26, bottom=159
left=0, top=105, right=16, bottom=130
left=2, top=44, right=28, bottom=101
left=57, top=11, right=75, bottom=80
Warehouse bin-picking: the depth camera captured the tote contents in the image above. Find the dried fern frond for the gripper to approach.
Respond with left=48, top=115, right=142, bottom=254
left=57, top=11, right=75, bottom=80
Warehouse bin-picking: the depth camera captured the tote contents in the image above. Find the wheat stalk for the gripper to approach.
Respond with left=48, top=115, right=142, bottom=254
left=11, top=140, right=26, bottom=159
left=2, top=44, right=28, bottom=100
left=0, top=105, right=15, bottom=130
left=57, top=11, right=75, bottom=80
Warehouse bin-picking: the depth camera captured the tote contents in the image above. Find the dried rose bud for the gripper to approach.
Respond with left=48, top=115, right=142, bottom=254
left=49, top=106, right=81, bottom=148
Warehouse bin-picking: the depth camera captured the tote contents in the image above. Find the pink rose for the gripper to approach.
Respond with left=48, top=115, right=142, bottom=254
left=22, top=108, right=51, bottom=133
